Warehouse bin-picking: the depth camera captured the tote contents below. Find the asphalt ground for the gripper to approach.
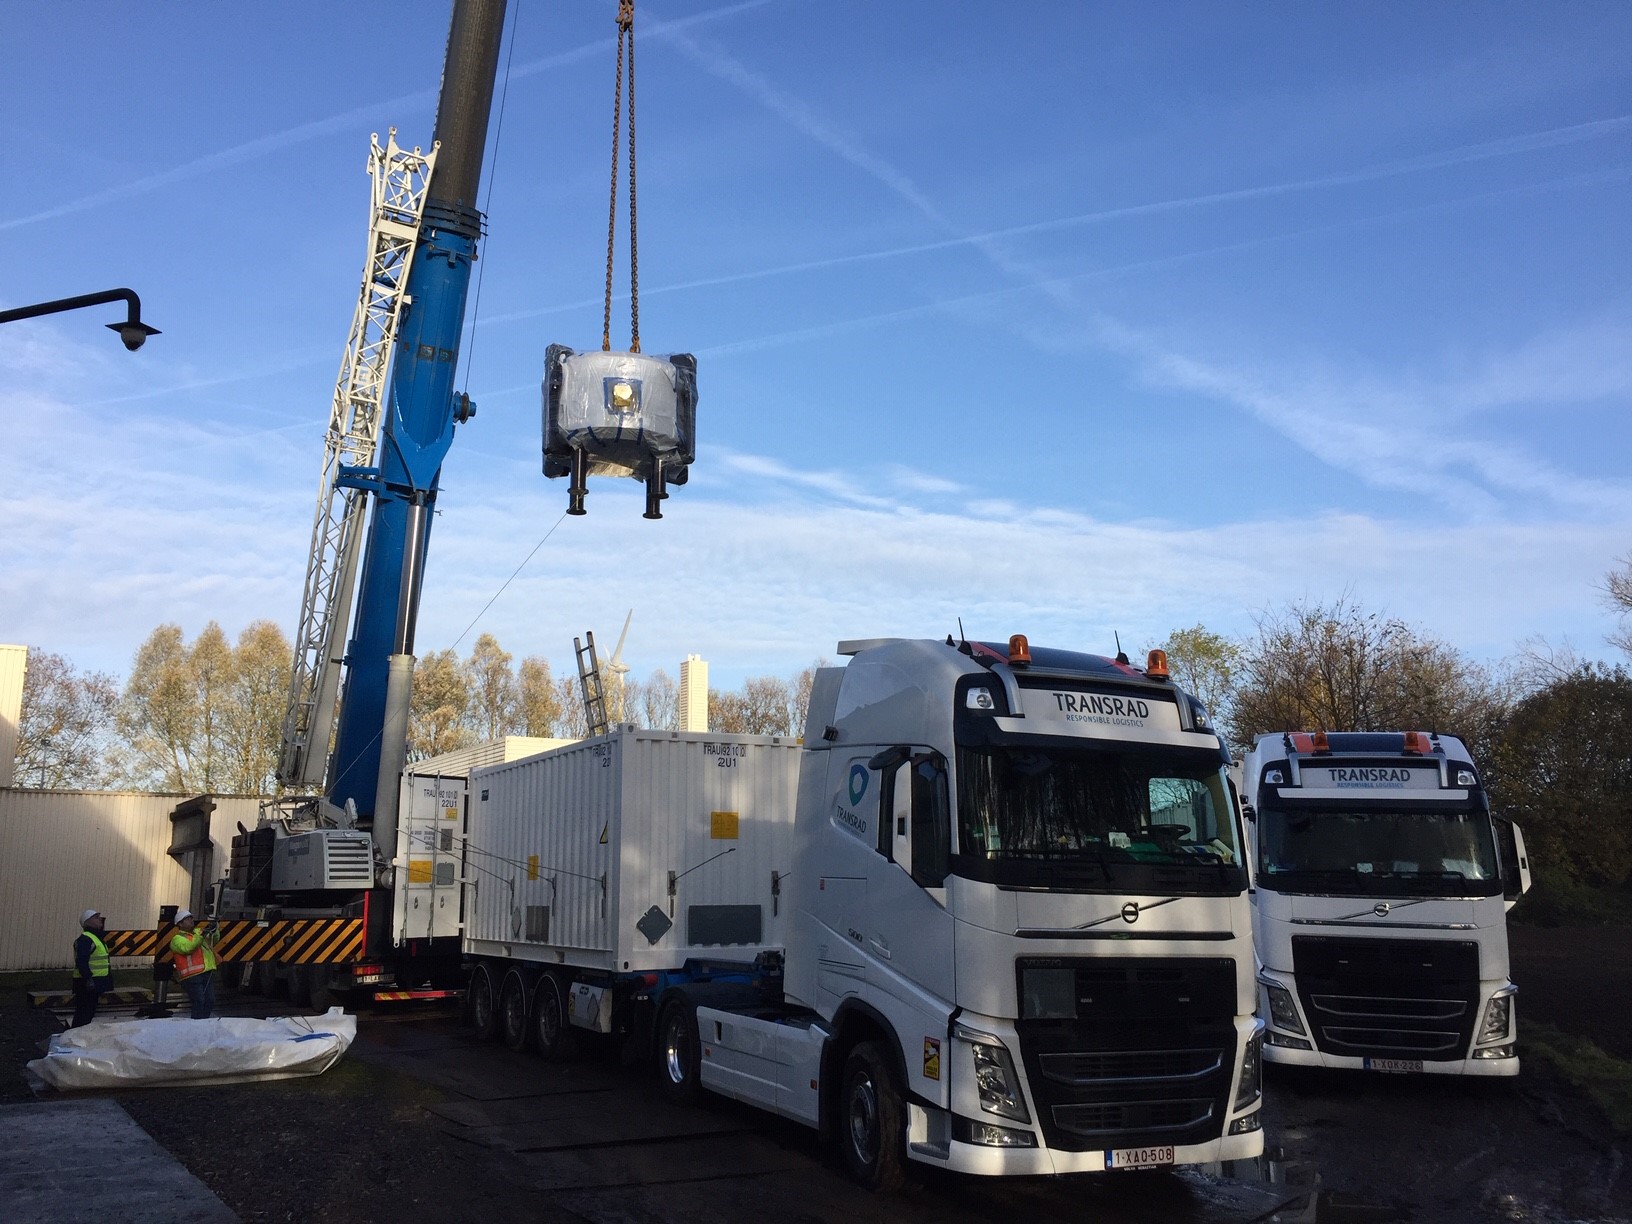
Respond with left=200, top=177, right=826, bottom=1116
left=2, top=927, right=1629, bottom=1224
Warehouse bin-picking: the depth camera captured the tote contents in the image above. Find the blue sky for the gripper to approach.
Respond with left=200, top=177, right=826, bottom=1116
left=3, top=0, right=1630, bottom=690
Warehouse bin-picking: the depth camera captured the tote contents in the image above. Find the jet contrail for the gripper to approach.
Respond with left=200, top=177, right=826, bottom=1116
left=0, top=0, right=774, bottom=233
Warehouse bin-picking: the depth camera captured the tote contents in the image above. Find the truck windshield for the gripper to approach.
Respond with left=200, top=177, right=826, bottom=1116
left=954, top=743, right=1243, bottom=890
left=1255, top=805, right=1501, bottom=897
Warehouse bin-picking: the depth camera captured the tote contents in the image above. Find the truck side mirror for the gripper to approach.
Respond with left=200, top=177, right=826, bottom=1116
left=1493, top=816, right=1532, bottom=908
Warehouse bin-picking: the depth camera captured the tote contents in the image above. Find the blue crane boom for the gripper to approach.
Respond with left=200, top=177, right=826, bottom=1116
left=314, top=0, right=508, bottom=826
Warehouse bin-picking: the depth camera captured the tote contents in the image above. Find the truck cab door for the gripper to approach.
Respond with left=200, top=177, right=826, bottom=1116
left=868, top=751, right=955, bottom=1003
left=1494, top=816, right=1532, bottom=910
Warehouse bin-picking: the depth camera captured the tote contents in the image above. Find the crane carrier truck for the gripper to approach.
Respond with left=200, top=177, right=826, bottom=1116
left=449, top=636, right=1265, bottom=1188
left=1243, top=730, right=1531, bottom=1076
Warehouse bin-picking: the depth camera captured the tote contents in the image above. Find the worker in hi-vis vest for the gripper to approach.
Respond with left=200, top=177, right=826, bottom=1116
left=169, top=909, right=220, bottom=1019
left=71, top=908, right=111, bottom=1027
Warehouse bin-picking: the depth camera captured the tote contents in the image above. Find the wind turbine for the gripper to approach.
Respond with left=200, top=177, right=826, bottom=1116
left=605, top=610, right=634, bottom=723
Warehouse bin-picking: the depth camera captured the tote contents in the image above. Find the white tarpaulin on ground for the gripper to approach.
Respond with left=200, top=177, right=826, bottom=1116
left=25, top=1008, right=356, bottom=1090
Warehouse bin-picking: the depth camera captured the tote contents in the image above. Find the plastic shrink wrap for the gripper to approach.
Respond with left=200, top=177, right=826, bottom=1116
left=25, top=1007, right=356, bottom=1090
left=541, top=345, right=696, bottom=516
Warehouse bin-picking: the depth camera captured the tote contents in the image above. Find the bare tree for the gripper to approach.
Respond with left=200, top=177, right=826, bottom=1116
left=640, top=667, right=678, bottom=730
left=554, top=674, right=589, bottom=739
left=15, top=649, right=118, bottom=788
left=1606, top=554, right=1632, bottom=656
left=708, top=688, right=748, bottom=734
left=1229, top=596, right=1510, bottom=758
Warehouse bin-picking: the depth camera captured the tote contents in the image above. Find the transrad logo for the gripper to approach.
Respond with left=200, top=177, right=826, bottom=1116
left=848, top=763, right=869, bottom=806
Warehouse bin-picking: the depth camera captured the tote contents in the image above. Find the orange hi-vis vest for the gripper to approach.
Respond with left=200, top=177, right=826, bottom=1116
left=169, top=926, right=218, bottom=979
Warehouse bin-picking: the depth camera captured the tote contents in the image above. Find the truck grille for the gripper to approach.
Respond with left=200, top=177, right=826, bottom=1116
left=1052, top=1098, right=1215, bottom=1139
left=1015, top=957, right=1237, bottom=1152
left=1291, top=936, right=1479, bottom=1060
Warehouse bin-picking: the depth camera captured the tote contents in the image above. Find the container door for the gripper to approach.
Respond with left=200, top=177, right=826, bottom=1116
left=396, top=773, right=468, bottom=943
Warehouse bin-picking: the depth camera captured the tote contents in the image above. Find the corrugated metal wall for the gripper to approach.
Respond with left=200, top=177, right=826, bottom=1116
left=467, top=730, right=801, bottom=971
left=0, top=789, right=265, bottom=971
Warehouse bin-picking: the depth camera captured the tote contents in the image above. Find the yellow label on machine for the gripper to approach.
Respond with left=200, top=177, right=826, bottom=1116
left=443, top=805, right=458, bottom=821
left=407, top=859, right=434, bottom=884
left=528, top=853, right=539, bottom=881
left=710, top=811, right=739, bottom=839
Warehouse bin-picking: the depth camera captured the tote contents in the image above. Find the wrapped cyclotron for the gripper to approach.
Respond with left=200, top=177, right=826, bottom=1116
left=542, top=345, right=697, bottom=519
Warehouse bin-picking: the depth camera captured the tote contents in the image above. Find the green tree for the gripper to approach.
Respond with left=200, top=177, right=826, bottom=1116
left=408, top=649, right=471, bottom=759
left=118, top=624, right=201, bottom=790
left=118, top=621, right=294, bottom=792
left=218, top=621, right=293, bottom=794
left=1487, top=665, right=1632, bottom=889
left=15, top=649, right=119, bottom=788
left=188, top=622, right=234, bottom=790
left=517, top=656, right=562, bottom=736
left=1156, top=625, right=1241, bottom=731
left=463, top=634, right=517, bottom=740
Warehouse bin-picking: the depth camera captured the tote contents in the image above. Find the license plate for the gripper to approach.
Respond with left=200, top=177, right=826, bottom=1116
left=1364, top=1057, right=1423, bottom=1073
left=1107, top=1144, right=1174, bottom=1170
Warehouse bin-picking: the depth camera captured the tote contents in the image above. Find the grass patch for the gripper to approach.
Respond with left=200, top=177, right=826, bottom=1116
left=1523, top=1019, right=1632, bottom=1137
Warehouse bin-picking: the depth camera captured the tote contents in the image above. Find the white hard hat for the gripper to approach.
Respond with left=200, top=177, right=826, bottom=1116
left=175, top=909, right=194, bottom=923
left=80, top=909, right=102, bottom=925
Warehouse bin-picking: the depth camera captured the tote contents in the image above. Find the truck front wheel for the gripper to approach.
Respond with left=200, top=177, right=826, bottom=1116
left=840, top=1041, right=908, bottom=1192
left=656, top=999, right=702, bottom=1104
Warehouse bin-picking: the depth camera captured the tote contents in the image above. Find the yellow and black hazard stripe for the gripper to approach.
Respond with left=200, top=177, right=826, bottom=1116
left=105, top=918, right=365, bottom=966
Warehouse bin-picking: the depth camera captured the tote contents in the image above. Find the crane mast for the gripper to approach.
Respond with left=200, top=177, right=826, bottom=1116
left=279, top=131, right=438, bottom=792
left=278, top=0, right=508, bottom=857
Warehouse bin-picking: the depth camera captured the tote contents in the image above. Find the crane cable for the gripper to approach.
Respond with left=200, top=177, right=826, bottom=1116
left=602, top=0, right=640, bottom=353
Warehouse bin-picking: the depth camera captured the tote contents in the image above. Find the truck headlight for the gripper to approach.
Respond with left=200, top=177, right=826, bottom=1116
left=1259, top=976, right=1305, bottom=1035
left=954, top=1023, right=1030, bottom=1124
left=1478, top=991, right=1514, bottom=1044
left=1233, top=1026, right=1264, bottom=1111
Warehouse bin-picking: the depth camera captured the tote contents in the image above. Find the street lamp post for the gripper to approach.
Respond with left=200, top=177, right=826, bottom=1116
left=0, top=287, right=160, bottom=350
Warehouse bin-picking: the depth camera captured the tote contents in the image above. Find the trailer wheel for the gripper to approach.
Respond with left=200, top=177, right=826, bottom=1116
left=469, top=962, right=500, bottom=1041
left=532, top=972, right=576, bottom=1061
left=839, top=1041, right=908, bottom=1192
left=500, top=969, right=532, bottom=1051
left=656, top=998, right=702, bottom=1104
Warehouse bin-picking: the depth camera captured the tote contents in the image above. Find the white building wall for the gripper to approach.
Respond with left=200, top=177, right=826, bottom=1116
left=0, top=789, right=264, bottom=971
left=0, top=645, right=26, bottom=790
left=679, top=654, right=708, bottom=733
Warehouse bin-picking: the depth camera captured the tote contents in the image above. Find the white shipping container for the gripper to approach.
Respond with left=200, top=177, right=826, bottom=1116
left=465, top=729, right=801, bottom=973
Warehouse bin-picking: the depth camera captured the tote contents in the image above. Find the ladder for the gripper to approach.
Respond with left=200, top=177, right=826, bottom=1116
left=279, top=130, right=439, bottom=788
left=575, top=632, right=611, bottom=739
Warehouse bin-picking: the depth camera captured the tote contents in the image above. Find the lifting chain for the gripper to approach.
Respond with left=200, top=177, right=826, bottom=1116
left=602, top=0, right=640, bottom=353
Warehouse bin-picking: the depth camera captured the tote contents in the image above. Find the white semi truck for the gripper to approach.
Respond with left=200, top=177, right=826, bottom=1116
left=444, top=637, right=1265, bottom=1188
left=1242, top=730, right=1531, bottom=1076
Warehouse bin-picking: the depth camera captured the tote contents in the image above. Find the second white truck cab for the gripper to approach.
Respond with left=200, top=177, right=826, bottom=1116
left=1243, top=731, right=1531, bottom=1076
